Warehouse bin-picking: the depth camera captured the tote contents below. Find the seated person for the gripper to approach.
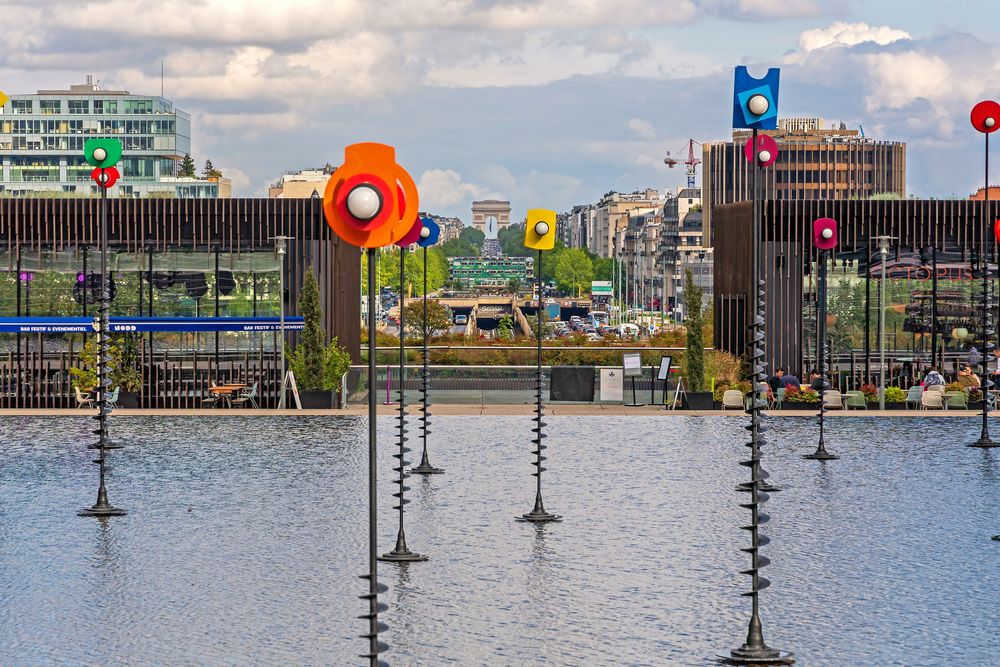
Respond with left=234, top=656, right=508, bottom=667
left=957, top=363, right=981, bottom=389
left=922, top=367, right=946, bottom=388
left=808, top=369, right=830, bottom=392
left=769, top=368, right=785, bottom=393
left=780, top=371, right=801, bottom=388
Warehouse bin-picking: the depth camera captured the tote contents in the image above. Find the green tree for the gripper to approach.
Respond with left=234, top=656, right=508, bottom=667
left=507, top=277, right=522, bottom=294
left=440, top=238, right=477, bottom=257
left=295, top=267, right=325, bottom=390
left=683, top=268, right=706, bottom=392
left=497, top=315, right=514, bottom=339
left=553, top=248, right=594, bottom=296
left=202, top=159, right=223, bottom=179
left=499, top=222, right=531, bottom=257
left=593, top=256, right=616, bottom=282
left=458, top=226, right=485, bottom=248
left=403, top=299, right=452, bottom=339
left=287, top=270, right=351, bottom=391
left=178, top=153, right=196, bottom=178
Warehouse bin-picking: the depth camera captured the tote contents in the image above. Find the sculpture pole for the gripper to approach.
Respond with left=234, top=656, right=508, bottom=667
left=80, top=140, right=126, bottom=518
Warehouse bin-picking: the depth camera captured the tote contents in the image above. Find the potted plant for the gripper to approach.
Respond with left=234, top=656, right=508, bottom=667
left=681, top=269, right=713, bottom=410
left=287, top=267, right=352, bottom=409
left=110, top=333, right=142, bottom=408
left=70, top=336, right=99, bottom=395
left=781, top=385, right=820, bottom=409
left=861, top=383, right=879, bottom=406
left=883, top=385, right=907, bottom=410
left=70, top=333, right=142, bottom=408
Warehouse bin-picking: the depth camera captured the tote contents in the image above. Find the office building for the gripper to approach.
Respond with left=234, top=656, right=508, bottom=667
left=701, top=118, right=905, bottom=246
left=269, top=165, right=336, bottom=198
left=0, top=77, right=230, bottom=198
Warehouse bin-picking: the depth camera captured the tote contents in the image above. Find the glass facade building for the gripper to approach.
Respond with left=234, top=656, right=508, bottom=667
left=0, top=77, right=227, bottom=198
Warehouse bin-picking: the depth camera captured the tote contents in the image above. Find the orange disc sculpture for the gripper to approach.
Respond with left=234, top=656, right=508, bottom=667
left=323, top=142, right=419, bottom=248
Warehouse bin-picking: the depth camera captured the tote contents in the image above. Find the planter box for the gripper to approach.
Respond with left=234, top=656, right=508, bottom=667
left=781, top=403, right=819, bottom=410
left=300, top=390, right=336, bottom=409
left=117, top=391, right=139, bottom=409
left=684, top=391, right=714, bottom=410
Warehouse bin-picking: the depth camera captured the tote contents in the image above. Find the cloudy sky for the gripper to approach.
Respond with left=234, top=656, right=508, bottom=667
left=3, top=0, right=997, bottom=221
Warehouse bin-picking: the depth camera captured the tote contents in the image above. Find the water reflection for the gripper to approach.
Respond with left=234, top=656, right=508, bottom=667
left=0, top=415, right=997, bottom=664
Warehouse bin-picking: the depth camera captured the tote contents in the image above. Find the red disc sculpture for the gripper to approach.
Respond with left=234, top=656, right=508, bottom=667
left=322, top=142, right=419, bottom=249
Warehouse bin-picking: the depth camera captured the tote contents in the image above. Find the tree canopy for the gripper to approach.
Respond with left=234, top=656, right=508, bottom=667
left=553, top=248, right=594, bottom=297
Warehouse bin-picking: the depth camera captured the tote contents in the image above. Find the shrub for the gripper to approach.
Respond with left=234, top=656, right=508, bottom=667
left=884, top=386, right=907, bottom=402
left=683, top=269, right=705, bottom=392
left=784, top=385, right=819, bottom=403
left=945, top=382, right=963, bottom=393
left=860, top=383, right=879, bottom=401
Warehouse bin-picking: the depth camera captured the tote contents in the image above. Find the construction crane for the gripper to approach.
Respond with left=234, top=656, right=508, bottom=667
left=663, top=139, right=702, bottom=189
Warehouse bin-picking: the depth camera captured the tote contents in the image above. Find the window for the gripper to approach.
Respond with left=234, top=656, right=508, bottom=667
left=40, top=100, right=61, bottom=115
left=124, top=99, right=153, bottom=114
left=12, top=100, right=32, bottom=114
left=93, top=99, right=118, bottom=114
left=68, top=100, right=90, bottom=114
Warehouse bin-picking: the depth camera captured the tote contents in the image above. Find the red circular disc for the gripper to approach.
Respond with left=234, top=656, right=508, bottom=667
left=91, top=166, right=119, bottom=188
left=395, top=217, right=423, bottom=247
left=334, top=173, right=393, bottom=231
left=971, top=100, right=1000, bottom=134
left=994, top=218, right=1000, bottom=241
left=744, top=135, right=778, bottom=166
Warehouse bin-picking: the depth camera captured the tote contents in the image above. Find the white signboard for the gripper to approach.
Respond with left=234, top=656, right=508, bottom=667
left=623, top=352, right=643, bottom=377
left=591, top=280, right=613, bottom=295
left=599, top=369, right=624, bottom=402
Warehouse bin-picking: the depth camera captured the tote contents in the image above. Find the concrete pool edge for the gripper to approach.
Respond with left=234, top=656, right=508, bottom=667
left=3, top=407, right=999, bottom=417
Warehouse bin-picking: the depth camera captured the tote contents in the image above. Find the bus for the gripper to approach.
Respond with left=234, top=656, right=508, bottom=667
left=587, top=311, right=609, bottom=327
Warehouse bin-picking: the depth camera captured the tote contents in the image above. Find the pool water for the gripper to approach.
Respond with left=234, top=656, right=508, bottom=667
left=0, top=415, right=997, bottom=666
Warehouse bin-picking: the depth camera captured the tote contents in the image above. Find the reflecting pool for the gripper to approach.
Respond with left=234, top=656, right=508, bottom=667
left=0, top=416, right=997, bottom=665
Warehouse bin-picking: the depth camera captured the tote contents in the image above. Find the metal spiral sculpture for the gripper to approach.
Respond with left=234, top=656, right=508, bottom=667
left=971, top=254, right=996, bottom=447
left=518, top=245, right=561, bottom=523
left=79, top=166, right=126, bottom=518
left=722, top=75, right=792, bottom=657
left=380, top=248, right=428, bottom=562
left=805, top=244, right=838, bottom=461
left=359, top=572, right=389, bottom=666
left=970, top=100, right=998, bottom=448
left=412, top=245, right=443, bottom=475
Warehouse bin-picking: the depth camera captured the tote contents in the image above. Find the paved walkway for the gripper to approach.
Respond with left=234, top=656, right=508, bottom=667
left=3, top=406, right=997, bottom=417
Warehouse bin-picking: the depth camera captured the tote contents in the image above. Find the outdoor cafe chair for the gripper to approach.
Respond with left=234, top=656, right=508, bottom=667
left=74, top=386, right=94, bottom=409
left=721, top=389, right=744, bottom=410
left=921, top=391, right=945, bottom=410
left=772, top=387, right=785, bottom=409
left=822, top=389, right=844, bottom=409
left=231, top=382, right=259, bottom=409
left=944, top=391, right=968, bottom=410
left=106, top=386, right=120, bottom=410
left=843, top=390, right=867, bottom=410
left=905, top=385, right=924, bottom=410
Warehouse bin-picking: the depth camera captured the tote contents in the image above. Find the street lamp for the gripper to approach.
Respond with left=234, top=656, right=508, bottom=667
left=271, top=235, right=293, bottom=409
left=875, top=236, right=894, bottom=411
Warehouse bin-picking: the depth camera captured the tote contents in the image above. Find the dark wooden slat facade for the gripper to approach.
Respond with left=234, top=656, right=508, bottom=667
left=714, top=198, right=999, bottom=377
left=0, top=198, right=361, bottom=408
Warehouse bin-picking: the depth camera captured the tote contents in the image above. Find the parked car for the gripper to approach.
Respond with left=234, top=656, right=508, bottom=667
left=454, top=314, right=468, bottom=325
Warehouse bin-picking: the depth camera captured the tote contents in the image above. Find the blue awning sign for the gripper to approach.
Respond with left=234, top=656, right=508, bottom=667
left=0, top=316, right=305, bottom=334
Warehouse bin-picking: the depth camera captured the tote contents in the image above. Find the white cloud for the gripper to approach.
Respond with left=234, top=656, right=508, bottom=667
left=799, top=22, right=911, bottom=51
left=859, top=51, right=955, bottom=111
left=625, top=118, right=657, bottom=140
left=418, top=169, right=499, bottom=209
